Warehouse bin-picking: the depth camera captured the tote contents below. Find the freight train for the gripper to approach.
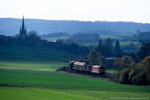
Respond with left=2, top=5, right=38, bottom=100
left=69, top=60, right=106, bottom=75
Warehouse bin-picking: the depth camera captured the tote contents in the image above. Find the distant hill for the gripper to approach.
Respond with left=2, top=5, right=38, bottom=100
left=0, top=18, right=150, bottom=36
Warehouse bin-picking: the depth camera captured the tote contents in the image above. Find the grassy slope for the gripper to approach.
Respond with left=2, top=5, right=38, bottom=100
left=0, top=45, right=71, bottom=62
left=0, top=45, right=150, bottom=100
left=0, top=70, right=150, bottom=92
left=0, top=61, right=67, bottom=71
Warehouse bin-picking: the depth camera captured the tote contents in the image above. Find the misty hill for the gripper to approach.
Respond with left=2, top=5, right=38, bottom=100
left=0, top=18, right=150, bottom=36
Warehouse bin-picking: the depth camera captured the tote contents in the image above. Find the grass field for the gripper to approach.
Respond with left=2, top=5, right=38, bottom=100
left=42, top=36, right=69, bottom=41
left=100, top=34, right=133, bottom=39
left=80, top=41, right=140, bottom=46
left=0, top=67, right=150, bottom=100
left=0, top=87, right=149, bottom=100
left=0, top=45, right=150, bottom=100
left=0, top=45, right=72, bottom=62
left=0, top=61, right=67, bottom=71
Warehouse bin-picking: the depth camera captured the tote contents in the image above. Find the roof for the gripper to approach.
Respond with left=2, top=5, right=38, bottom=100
left=74, top=62, right=85, bottom=66
left=92, top=65, right=100, bottom=68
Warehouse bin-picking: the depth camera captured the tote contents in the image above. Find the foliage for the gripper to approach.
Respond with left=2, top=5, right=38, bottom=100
left=128, top=66, right=143, bottom=81
left=138, top=31, right=150, bottom=40
left=141, top=56, right=150, bottom=84
left=114, top=39, right=121, bottom=57
left=114, top=56, right=135, bottom=70
left=114, top=56, right=150, bottom=85
left=138, top=42, right=150, bottom=61
left=0, top=34, right=90, bottom=55
left=131, top=72, right=147, bottom=85
left=96, top=38, right=115, bottom=57
left=105, top=38, right=114, bottom=57
left=88, top=50, right=100, bottom=65
left=119, top=68, right=130, bottom=84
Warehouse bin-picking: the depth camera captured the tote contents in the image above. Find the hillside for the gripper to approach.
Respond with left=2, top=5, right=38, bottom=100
left=0, top=18, right=150, bottom=36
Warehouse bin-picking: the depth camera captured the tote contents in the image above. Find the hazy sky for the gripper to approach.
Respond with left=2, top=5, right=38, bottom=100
left=0, top=0, right=150, bottom=23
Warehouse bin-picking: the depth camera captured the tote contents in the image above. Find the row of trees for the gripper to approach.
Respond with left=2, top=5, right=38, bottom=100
left=0, top=32, right=90, bottom=55
left=96, top=38, right=122, bottom=57
left=114, top=56, right=150, bottom=85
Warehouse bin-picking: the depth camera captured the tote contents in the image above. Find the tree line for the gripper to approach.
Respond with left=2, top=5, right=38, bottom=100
left=0, top=31, right=89, bottom=55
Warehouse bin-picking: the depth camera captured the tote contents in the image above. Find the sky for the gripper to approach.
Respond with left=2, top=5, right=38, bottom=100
left=0, top=0, right=150, bottom=23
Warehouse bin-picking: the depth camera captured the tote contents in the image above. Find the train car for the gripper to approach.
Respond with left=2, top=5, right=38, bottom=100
left=69, top=61, right=106, bottom=75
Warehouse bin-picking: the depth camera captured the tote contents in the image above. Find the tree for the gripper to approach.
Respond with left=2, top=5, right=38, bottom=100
left=121, top=56, right=134, bottom=69
left=114, top=57, right=122, bottom=70
left=141, top=56, right=150, bottom=83
left=114, top=39, right=121, bottom=57
left=96, top=39, right=104, bottom=55
left=88, top=50, right=100, bottom=65
left=68, top=43, right=79, bottom=54
left=138, top=43, right=150, bottom=61
left=105, top=38, right=113, bottom=57
left=114, top=56, right=134, bottom=70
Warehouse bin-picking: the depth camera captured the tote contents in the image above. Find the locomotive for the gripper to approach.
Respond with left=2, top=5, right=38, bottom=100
left=69, top=60, right=106, bottom=75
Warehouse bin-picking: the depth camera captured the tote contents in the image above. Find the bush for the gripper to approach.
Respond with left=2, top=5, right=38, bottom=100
left=119, top=68, right=131, bottom=84
left=114, top=71, right=121, bottom=83
left=131, top=72, right=148, bottom=85
left=128, top=66, right=143, bottom=81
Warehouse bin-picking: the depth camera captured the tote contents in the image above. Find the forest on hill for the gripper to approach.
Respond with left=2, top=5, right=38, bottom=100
left=0, top=18, right=150, bottom=36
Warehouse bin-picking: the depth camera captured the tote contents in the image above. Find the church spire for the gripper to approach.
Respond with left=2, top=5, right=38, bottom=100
left=20, top=16, right=27, bottom=36
left=22, top=16, right=25, bottom=30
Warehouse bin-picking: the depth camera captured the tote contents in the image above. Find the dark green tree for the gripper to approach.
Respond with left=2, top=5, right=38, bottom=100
left=138, top=43, right=150, bottom=61
left=88, top=50, right=100, bottom=65
left=105, top=38, right=113, bottom=57
left=96, top=39, right=104, bottom=55
left=114, top=39, right=121, bottom=57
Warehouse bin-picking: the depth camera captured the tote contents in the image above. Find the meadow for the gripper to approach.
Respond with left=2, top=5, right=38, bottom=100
left=41, top=34, right=140, bottom=47
left=42, top=36, right=69, bottom=42
left=80, top=41, right=139, bottom=46
left=0, top=45, right=150, bottom=100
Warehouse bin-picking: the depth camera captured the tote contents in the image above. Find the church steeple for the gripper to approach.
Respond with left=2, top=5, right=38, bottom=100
left=20, top=16, right=27, bottom=36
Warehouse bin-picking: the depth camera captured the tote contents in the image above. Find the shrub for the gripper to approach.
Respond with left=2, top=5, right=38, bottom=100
left=119, top=68, right=131, bottom=84
left=128, top=66, right=143, bottom=81
left=131, top=72, right=148, bottom=85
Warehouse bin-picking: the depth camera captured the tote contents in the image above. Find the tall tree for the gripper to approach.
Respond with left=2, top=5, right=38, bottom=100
left=138, top=43, right=150, bottom=61
left=96, top=39, right=104, bottom=55
left=105, top=38, right=113, bottom=57
left=114, top=56, right=134, bottom=70
left=141, top=56, right=150, bottom=83
left=88, top=50, right=100, bottom=65
left=114, top=39, right=121, bottom=57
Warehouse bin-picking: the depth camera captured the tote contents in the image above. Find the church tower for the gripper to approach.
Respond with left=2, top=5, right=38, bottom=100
left=20, top=16, right=27, bottom=37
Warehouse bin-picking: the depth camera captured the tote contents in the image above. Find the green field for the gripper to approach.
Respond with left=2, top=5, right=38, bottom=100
left=100, top=34, right=133, bottom=39
left=80, top=41, right=139, bottom=46
left=0, top=87, right=149, bottom=100
left=42, top=36, right=69, bottom=41
left=0, top=45, right=150, bottom=100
